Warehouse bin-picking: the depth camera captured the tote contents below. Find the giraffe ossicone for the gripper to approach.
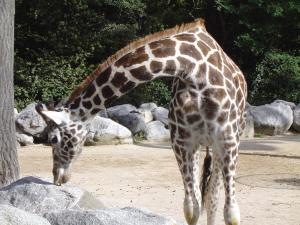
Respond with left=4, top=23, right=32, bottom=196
left=38, top=18, right=247, bottom=225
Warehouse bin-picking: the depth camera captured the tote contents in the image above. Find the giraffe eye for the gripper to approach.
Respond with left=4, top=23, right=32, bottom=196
left=51, top=136, right=58, bottom=144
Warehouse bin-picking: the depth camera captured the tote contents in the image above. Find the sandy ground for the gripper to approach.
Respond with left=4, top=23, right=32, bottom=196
left=19, top=134, right=300, bottom=225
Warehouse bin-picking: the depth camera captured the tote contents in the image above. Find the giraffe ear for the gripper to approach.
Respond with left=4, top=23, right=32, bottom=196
left=39, top=110, right=71, bottom=126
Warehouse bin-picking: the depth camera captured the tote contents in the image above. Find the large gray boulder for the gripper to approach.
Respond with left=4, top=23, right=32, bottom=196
left=248, top=102, right=293, bottom=135
left=292, top=103, right=300, bottom=132
left=272, top=99, right=296, bottom=110
left=106, top=104, right=146, bottom=134
left=0, top=176, right=104, bottom=215
left=0, top=204, right=51, bottom=225
left=145, top=121, right=170, bottom=141
left=44, top=207, right=177, bottom=225
left=85, top=116, right=133, bottom=145
left=152, top=107, right=169, bottom=127
left=15, top=103, right=48, bottom=141
left=0, top=205, right=50, bottom=225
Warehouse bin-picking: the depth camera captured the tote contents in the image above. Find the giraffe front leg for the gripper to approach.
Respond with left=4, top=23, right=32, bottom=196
left=172, top=138, right=201, bottom=225
left=220, top=140, right=240, bottom=225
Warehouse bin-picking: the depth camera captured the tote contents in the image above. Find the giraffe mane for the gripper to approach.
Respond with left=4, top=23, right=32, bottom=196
left=67, top=18, right=206, bottom=105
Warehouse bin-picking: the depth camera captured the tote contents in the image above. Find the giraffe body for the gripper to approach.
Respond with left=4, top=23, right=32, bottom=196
left=38, top=19, right=247, bottom=225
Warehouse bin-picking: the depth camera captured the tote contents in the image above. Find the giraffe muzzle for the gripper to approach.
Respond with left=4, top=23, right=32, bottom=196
left=53, top=167, right=71, bottom=186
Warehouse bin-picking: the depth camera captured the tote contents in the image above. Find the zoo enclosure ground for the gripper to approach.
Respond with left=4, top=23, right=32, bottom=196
left=19, top=134, right=300, bottom=225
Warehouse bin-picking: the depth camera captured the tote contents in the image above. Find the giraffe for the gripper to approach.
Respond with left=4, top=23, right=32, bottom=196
left=37, top=19, right=247, bottom=225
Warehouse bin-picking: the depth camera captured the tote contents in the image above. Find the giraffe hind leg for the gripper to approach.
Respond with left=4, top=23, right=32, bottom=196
left=203, top=149, right=223, bottom=225
left=219, top=132, right=241, bottom=225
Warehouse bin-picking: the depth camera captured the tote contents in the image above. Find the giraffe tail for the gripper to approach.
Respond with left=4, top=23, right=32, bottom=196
left=200, top=146, right=212, bottom=212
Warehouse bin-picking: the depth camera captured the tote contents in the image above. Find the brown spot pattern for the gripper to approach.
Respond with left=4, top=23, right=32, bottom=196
left=207, top=52, right=222, bottom=70
left=208, top=66, right=224, bottom=86
left=177, top=56, right=195, bottom=76
left=150, top=61, right=163, bottom=74
left=164, top=60, right=176, bottom=75
left=120, top=81, right=136, bottom=93
left=111, top=72, right=127, bottom=88
left=150, top=39, right=176, bottom=58
left=175, top=33, right=196, bottom=42
left=115, top=47, right=148, bottom=68
left=197, top=41, right=210, bottom=56
left=102, top=85, right=114, bottom=99
left=198, top=32, right=215, bottom=49
left=130, top=66, right=153, bottom=81
left=96, top=67, right=111, bottom=87
left=83, top=84, right=96, bottom=99
left=202, top=97, right=219, bottom=120
left=179, top=43, right=202, bottom=61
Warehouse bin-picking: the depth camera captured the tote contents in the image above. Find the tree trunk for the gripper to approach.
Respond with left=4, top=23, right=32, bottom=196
left=0, top=0, right=19, bottom=188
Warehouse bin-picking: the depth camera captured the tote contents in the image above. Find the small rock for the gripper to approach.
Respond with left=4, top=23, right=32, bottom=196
left=139, top=103, right=158, bottom=111
left=138, top=109, right=154, bottom=123
left=152, top=107, right=169, bottom=127
left=15, top=103, right=48, bottom=141
left=106, top=104, right=146, bottom=134
left=145, top=121, right=170, bottom=141
left=248, top=102, right=293, bottom=135
left=85, top=116, right=132, bottom=145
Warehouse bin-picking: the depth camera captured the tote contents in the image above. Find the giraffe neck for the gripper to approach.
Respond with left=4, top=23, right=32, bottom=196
left=66, top=22, right=238, bottom=122
left=66, top=41, right=179, bottom=121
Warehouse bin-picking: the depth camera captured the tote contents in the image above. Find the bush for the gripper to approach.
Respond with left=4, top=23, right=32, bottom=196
left=250, top=51, right=300, bottom=104
left=14, top=53, right=92, bottom=110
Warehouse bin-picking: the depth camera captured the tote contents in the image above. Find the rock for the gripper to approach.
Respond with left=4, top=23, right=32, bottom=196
left=15, top=103, right=48, bottom=141
left=106, top=104, right=146, bottom=134
left=272, top=99, right=296, bottom=110
left=16, top=129, right=34, bottom=146
left=85, top=116, right=132, bottom=145
left=138, top=109, right=154, bottom=123
left=0, top=176, right=104, bottom=215
left=139, top=103, right=158, bottom=111
left=0, top=204, right=51, bottom=225
left=152, top=107, right=169, bottom=127
left=145, top=121, right=170, bottom=141
left=241, top=111, right=254, bottom=139
left=44, top=207, right=178, bottom=225
left=292, top=103, right=300, bottom=132
left=248, top=102, right=293, bottom=135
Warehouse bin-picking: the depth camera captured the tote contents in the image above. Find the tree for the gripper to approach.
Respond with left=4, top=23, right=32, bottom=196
left=0, top=0, right=20, bottom=188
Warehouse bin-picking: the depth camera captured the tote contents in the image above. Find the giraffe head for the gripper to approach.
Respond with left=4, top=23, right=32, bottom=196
left=37, top=105, right=88, bottom=185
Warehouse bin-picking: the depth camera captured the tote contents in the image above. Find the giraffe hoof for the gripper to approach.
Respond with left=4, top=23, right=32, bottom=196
left=227, top=218, right=239, bottom=225
left=224, top=204, right=240, bottom=225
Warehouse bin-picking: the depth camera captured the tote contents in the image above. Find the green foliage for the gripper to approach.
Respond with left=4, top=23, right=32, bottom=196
left=212, top=0, right=300, bottom=90
left=251, top=51, right=300, bottom=104
left=14, top=53, right=92, bottom=109
left=14, top=0, right=300, bottom=109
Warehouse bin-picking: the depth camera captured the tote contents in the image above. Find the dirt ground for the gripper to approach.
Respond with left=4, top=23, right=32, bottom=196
left=19, top=134, right=300, bottom=225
